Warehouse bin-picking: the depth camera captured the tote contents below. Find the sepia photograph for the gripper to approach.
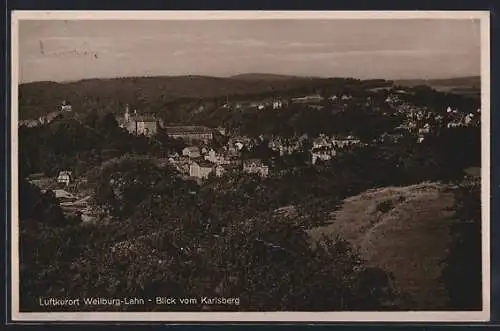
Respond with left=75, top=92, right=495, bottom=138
left=10, top=11, right=490, bottom=322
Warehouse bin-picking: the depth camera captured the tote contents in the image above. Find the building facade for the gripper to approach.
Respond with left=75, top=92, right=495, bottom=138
left=189, top=160, right=215, bottom=179
left=117, top=107, right=160, bottom=137
left=164, top=126, right=213, bottom=143
left=182, top=146, right=201, bottom=159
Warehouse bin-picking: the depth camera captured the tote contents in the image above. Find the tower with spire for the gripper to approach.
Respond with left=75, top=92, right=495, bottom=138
left=124, top=104, right=130, bottom=122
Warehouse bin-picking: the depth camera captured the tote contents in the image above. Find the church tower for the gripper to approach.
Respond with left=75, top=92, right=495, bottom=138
left=124, top=104, right=130, bottom=122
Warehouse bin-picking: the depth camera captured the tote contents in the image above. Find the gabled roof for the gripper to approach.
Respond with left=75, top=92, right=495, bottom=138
left=57, top=171, right=72, bottom=177
left=191, top=159, right=215, bottom=168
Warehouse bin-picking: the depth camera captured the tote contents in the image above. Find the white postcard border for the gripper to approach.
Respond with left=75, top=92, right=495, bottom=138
left=10, top=10, right=491, bottom=323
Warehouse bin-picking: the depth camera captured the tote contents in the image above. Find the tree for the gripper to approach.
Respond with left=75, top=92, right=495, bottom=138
left=439, top=180, right=482, bottom=310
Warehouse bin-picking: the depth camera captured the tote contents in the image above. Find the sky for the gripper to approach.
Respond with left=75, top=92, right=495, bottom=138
left=18, top=19, right=481, bottom=83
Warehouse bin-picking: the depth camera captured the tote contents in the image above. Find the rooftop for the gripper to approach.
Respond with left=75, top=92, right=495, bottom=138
left=164, top=126, right=212, bottom=134
left=244, top=159, right=267, bottom=167
left=192, top=159, right=216, bottom=168
left=133, top=115, right=157, bottom=122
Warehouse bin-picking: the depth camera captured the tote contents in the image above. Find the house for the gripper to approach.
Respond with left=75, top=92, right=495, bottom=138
left=204, top=149, right=230, bottom=165
left=170, top=158, right=191, bottom=175
left=418, top=123, right=431, bottom=135
left=134, top=116, right=159, bottom=136
left=44, top=111, right=62, bottom=125
left=272, top=100, right=283, bottom=109
left=243, top=159, right=269, bottom=177
left=214, top=164, right=226, bottom=177
left=53, top=189, right=76, bottom=201
left=464, top=113, right=476, bottom=126
left=163, top=125, right=213, bottom=143
left=312, top=135, right=333, bottom=149
left=332, top=136, right=361, bottom=149
left=57, top=171, right=73, bottom=186
left=234, top=142, right=244, bottom=151
left=60, top=100, right=73, bottom=112
left=189, top=160, right=215, bottom=179
left=311, top=147, right=336, bottom=165
left=182, top=146, right=201, bottom=158
left=248, top=102, right=266, bottom=110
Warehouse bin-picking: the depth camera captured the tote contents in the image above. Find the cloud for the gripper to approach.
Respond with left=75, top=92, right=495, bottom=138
left=282, top=41, right=330, bottom=48
left=282, top=49, right=469, bottom=61
left=217, top=39, right=268, bottom=47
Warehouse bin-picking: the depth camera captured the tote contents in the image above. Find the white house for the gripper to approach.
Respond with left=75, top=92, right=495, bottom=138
left=311, top=147, right=336, bottom=165
left=272, top=100, right=283, bottom=109
left=182, top=146, right=201, bottom=159
left=189, top=160, right=215, bottom=179
left=57, top=171, right=73, bottom=186
left=60, top=100, right=72, bottom=112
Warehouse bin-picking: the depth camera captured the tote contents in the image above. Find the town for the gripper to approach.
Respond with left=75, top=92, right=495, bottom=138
left=20, top=82, right=480, bottom=227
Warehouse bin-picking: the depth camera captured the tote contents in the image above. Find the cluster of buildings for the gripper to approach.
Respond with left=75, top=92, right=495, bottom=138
left=220, top=92, right=355, bottom=113
left=383, top=91, right=481, bottom=143
left=19, top=101, right=73, bottom=128
left=116, top=107, right=162, bottom=136
left=267, top=134, right=309, bottom=156
left=220, top=93, right=358, bottom=113
left=329, top=94, right=353, bottom=102
left=226, top=98, right=288, bottom=111
left=167, top=144, right=269, bottom=181
left=310, top=134, right=361, bottom=164
left=116, top=106, right=213, bottom=142
left=445, top=107, right=480, bottom=128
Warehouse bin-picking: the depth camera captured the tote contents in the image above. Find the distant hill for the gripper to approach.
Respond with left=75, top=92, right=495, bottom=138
left=18, top=75, right=311, bottom=120
left=395, top=76, right=480, bottom=89
left=395, top=76, right=481, bottom=98
left=229, top=73, right=307, bottom=81
left=18, top=75, right=369, bottom=120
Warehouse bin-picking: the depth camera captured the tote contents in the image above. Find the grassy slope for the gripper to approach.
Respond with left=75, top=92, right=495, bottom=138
left=308, top=182, right=456, bottom=309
